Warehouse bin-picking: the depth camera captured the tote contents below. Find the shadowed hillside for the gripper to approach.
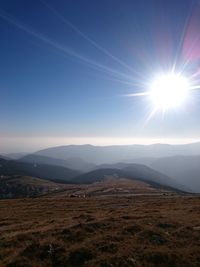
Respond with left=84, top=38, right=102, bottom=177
left=0, top=158, right=81, bottom=183
left=72, top=165, right=186, bottom=192
left=20, top=154, right=94, bottom=172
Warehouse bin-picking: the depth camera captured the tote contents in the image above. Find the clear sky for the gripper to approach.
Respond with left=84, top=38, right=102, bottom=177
left=1, top=0, right=200, bottom=152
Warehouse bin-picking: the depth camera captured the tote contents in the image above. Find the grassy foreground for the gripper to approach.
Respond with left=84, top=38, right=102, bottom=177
left=0, top=195, right=200, bottom=267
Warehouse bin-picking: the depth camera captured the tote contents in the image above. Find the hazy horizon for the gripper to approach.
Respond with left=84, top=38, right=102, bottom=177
left=1, top=136, right=200, bottom=154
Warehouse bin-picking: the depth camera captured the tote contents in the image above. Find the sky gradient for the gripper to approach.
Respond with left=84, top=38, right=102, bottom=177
left=1, top=0, right=200, bottom=152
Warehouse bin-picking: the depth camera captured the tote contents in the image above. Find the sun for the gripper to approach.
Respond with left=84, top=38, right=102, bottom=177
left=149, top=73, right=189, bottom=111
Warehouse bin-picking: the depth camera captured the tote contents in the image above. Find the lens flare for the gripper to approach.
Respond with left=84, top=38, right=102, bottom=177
left=149, top=73, right=189, bottom=111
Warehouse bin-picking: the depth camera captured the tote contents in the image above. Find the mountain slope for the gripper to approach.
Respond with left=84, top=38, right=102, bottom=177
left=4, top=152, right=28, bottom=160
left=93, top=163, right=187, bottom=191
left=122, top=164, right=186, bottom=191
left=64, top=178, right=174, bottom=196
left=20, top=154, right=94, bottom=171
left=72, top=168, right=124, bottom=184
left=0, top=158, right=81, bottom=183
left=150, top=155, right=200, bottom=193
left=71, top=166, right=184, bottom=192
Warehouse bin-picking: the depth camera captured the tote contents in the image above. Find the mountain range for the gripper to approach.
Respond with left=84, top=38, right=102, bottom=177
left=33, top=143, right=200, bottom=164
left=1, top=142, right=200, bottom=196
left=18, top=143, right=200, bottom=192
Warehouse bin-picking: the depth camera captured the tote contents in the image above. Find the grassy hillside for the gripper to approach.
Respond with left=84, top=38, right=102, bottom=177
left=0, top=175, right=66, bottom=199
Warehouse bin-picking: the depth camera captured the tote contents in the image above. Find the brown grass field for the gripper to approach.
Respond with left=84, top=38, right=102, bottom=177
left=0, top=194, right=200, bottom=267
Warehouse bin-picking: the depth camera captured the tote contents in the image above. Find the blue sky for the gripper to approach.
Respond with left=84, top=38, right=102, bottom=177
left=1, top=0, right=200, bottom=152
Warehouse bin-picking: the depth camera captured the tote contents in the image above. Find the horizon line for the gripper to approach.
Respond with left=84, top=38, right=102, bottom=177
left=0, top=136, right=200, bottom=154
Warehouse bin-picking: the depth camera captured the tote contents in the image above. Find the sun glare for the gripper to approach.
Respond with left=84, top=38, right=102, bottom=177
left=149, top=73, right=189, bottom=111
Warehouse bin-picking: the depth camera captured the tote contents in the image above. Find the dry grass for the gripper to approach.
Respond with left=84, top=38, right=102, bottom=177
left=0, top=195, right=200, bottom=267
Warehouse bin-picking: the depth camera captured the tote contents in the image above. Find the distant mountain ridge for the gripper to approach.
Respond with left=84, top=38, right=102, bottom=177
left=34, top=143, right=200, bottom=164
left=4, top=152, right=28, bottom=160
